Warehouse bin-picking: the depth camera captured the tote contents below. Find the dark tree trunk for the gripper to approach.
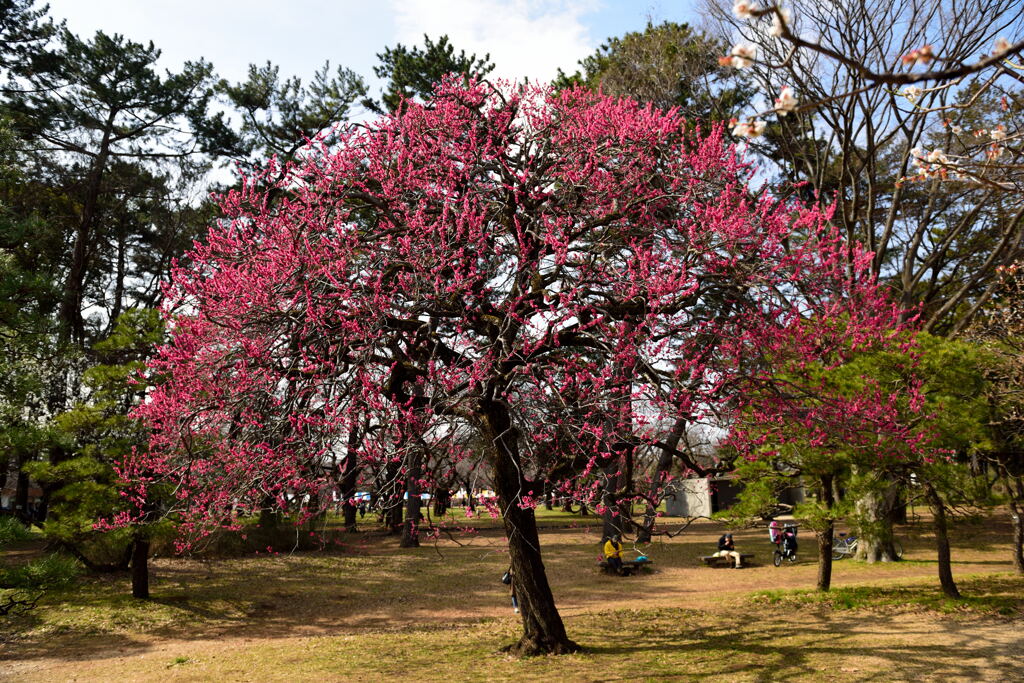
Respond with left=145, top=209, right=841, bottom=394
left=484, top=400, right=579, bottom=656
left=106, top=224, right=127, bottom=335
left=816, top=474, right=835, bottom=592
left=60, top=125, right=113, bottom=346
left=381, top=460, right=404, bottom=533
left=131, top=536, right=150, bottom=600
left=924, top=482, right=961, bottom=599
left=637, top=418, right=686, bottom=544
left=258, top=497, right=281, bottom=535
left=543, top=482, right=553, bottom=511
left=432, top=487, right=450, bottom=516
left=602, top=341, right=635, bottom=541
left=342, top=498, right=358, bottom=531
left=462, top=477, right=475, bottom=512
left=339, top=426, right=361, bottom=532
left=401, top=450, right=423, bottom=548
left=600, top=456, right=626, bottom=540
left=1010, top=476, right=1024, bottom=574
left=15, top=466, right=29, bottom=524
left=816, top=523, right=834, bottom=592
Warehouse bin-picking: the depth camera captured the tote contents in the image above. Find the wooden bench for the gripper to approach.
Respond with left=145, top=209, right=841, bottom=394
left=699, top=553, right=754, bottom=568
left=597, top=558, right=654, bottom=576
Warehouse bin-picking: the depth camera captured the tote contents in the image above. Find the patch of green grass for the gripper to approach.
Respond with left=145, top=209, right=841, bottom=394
left=751, top=573, right=1024, bottom=616
left=0, top=516, right=34, bottom=546
left=1, top=553, right=83, bottom=589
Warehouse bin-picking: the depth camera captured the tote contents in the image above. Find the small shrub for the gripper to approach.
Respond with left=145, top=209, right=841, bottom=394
left=1, top=554, right=83, bottom=589
left=0, top=516, right=34, bottom=546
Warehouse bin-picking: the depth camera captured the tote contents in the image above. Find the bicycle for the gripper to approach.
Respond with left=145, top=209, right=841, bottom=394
left=832, top=533, right=903, bottom=560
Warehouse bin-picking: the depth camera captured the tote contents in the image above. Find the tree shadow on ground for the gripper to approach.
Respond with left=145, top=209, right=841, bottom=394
left=580, top=607, right=1023, bottom=680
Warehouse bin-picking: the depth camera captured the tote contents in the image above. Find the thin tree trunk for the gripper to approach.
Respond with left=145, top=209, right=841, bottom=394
left=1007, top=475, right=1024, bottom=577
left=816, top=474, right=835, bottom=592
left=401, top=450, right=423, bottom=548
left=484, top=400, right=579, bottom=656
left=15, top=466, right=29, bottom=524
left=432, top=486, right=449, bottom=516
left=638, top=418, right=686, bottom=544
left=924, top=481, right=961, bottom=599
left=131, top=536, right=150, bottom=600
left=107, top=224, right=127, bottom=335
left=339, top=426, right=361, bottom=532
left=1010, top=494, right=1024, bottom=575
left=382, top=460, right=404, bottom=533
left=60, top=123, right=113, bottom=346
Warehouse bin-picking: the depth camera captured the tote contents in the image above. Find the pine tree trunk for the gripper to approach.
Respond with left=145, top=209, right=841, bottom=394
left=855, top=476, right=901, bottom=563
left=1009, top=474, right=1024, bottom=574
left=60, top=127, right=112, bottom=346
left=131, top=536, right=150, bottom=600
left=15, top=466, right=29, bottom=524
left=924, top=482, right=961, bottom=599
left=1010, top=498, right=1024, bottom=575
left=484, top=401, right=579, bottom=656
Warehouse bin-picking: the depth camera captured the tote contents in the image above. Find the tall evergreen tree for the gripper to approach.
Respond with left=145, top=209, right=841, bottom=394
left=5, top=28, right=216, bottom=346
left=554, top=21, right=752, bottom=122
left=368, top=34, right=494, bottom=114
left=216, top=60, right=367, bottom=175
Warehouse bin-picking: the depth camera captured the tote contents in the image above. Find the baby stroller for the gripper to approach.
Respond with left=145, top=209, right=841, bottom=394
left=773, top=525, right=798, bottom=567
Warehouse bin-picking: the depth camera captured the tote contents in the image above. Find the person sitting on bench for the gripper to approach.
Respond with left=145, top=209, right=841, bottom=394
left=603, top=534, right=625, bottom=574
left=715, top=533, right=743, bottom=568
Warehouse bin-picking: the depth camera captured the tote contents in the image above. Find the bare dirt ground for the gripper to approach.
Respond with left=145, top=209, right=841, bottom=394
left=2, top=513, right=1022, bottom=681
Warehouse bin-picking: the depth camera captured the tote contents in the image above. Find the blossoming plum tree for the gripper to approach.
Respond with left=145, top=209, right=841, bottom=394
left=122, top=80, right=908, bottom=654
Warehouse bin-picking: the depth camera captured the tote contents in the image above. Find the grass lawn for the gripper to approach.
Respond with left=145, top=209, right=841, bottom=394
left=1, top=510, right=1022, bottom=681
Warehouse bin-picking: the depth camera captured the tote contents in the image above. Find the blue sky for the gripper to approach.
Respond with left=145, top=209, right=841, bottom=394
left=45, top=1, right=700, bottom=89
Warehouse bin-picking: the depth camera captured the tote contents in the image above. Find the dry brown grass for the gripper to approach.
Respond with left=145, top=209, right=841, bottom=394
left=1, top=510, right=1021, bottom=681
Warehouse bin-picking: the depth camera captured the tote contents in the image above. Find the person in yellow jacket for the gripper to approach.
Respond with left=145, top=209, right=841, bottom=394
left=603, top=534, right=624, bottom=574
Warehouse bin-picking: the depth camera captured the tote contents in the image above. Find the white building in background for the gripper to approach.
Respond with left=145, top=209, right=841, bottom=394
left=664, top=476, right=805, bottom=518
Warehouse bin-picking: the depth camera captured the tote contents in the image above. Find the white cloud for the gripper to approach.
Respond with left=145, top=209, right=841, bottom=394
left=388, top=0, right=598, bottom=83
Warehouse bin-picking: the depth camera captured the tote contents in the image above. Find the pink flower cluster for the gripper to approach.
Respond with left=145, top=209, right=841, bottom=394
left=118, top=80, right=920, bottom=543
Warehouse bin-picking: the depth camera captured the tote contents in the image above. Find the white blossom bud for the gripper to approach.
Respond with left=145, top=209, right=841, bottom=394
left=769, top=7, right=792, bottom=37
left=774, top=85, right=798, bottom=115
left=732, top=119, right=767, bottom=138
left=909, top=146, right=925, bottom=168
left=732, top=0, right=756, bottom=19
left=729, top=42, right=757, bottom=68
